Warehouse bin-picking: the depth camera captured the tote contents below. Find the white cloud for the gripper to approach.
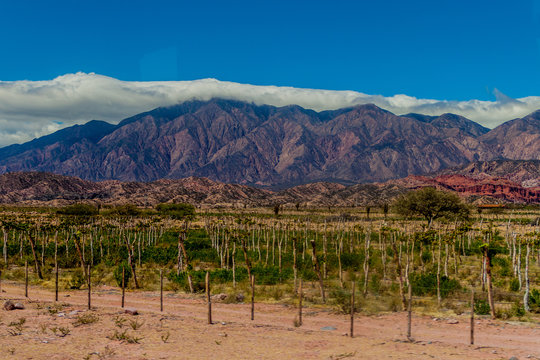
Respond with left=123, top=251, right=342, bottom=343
left=1, top=72, right=539, bottom=147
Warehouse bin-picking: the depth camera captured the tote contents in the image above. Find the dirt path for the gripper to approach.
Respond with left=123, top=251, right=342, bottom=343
left=0, top=282, right=539, bottom=359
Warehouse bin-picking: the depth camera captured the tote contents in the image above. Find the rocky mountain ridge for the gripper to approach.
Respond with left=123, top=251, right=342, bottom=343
left=0, top=170, right=538, bottom=207
left=4, top=99, right=536, bottom=187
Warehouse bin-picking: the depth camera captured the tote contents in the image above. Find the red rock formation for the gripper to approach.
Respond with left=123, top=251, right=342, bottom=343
left=393, top=174, right=540, bottom=203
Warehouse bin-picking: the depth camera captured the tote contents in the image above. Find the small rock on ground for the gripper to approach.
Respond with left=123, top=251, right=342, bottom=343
left=321, top=326, right=337, bottom=331
left=124, top=307, right=138, bottom=315
left=3, top=300, right=24, bottom=310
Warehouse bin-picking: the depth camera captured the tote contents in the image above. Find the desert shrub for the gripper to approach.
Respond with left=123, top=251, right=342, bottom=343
left=529, top=289, right=540, bottom=313
left=207, top=267, right=248, bottom=284
left=409, top=272, right=461, bottom=298
left=156, top=203, right=195, bottom=220
left=493, top=256, right=512, bottom=277
left=421, top=251, right=432, bottom=264
left=167, top=268, right=250, bottom=292
left=57, top=204, right=98, bottom=216
left=299, top=268, right=318, bottom=281
left=69, top=269, right=86, bottom=289
left=368, top=273, right=382, bottom=294
left=140, top=246, right=177, bottom=266
left=106, top=204, right=141, bottom=216
left=73, top=313, right=100, bottom=327
left=113, top=262, right=132, bottom=288
left=169, top=265, right=290, bottom=289
left=509, top=278, right=520, bottom=292
left=168, top=270, right=204, bottom=292
left=330, top=287, right=361, bottom=314
left=339, top=252, right=363, bottom=270
left=511, top=301, right=525, bottom=318
left=252, top=265, right=292, bottom=285
left=474, top=299, right=491, bottom=315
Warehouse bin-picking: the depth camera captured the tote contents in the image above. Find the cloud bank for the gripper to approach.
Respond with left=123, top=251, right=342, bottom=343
left=1, top=72, right=540, bottom=147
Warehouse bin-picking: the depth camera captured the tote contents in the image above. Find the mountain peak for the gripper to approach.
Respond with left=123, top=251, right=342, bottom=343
left=0, top=99, right=538, bottom=186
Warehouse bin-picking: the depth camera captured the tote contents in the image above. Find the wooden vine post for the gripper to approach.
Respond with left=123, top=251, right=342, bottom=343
left=251, top=274, right=255, bottom=320
left=350, top=280, right=355, bottom=338
left=55, top=234, right=58, bottom=302
left=482, top=244, right=496, bottom=319
left=121, top=267, right=125, bottom=308
left=206, top=271, right=212, bottom=324
left=178, top=229, right=194, bottom=293
left=25, top=260, right=28, bottom=298
left=73, top=232, right=87, bottom=277
left=310, top=240, right=326, bottom=303
left=407, top=281, right=412, bottom=341
left=470, top=288, right=475, bottom=345
left=298, top=278, right=303, bottom=327
left=241, top=239, right=252, bottom=280
left=55, top=261, right=59, bottom=302
left=160, top=269, right=164, bottom=312
left=87, top=264, right=91, bottom=310
left=27, top=234, right=43, bottom=279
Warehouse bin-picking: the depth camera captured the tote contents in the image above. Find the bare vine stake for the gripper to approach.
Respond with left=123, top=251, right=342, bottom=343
left=55, top=234, right=58, bottom=301
left=55, top=262, right=59, bottom=302
left=350, top=280, right=355, bottom=338
left=206, top=271, right=212, bottom=324
left=160, top=269, right=163, bottom=312
left=470, top=288, right=475, bottom=345
left=310, top=240, right=326, bottom=303
left=298, top=278, right=303, bottom=326
left=232, top=243, right=236, bottom=289
left=407, top=281, right=412, bottom=341
left=121, top=267, right=125, bottom=308
left=87, top=265, right=91, bottom=310
left=25, top=260, right=28, bottom=298
left=88, top=265, right=92, bottom=310
left=251, top=274, right=255, bottom=321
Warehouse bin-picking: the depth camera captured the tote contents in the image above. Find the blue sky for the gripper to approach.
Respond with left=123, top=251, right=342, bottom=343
left=1, top=0, right=540, bottom=101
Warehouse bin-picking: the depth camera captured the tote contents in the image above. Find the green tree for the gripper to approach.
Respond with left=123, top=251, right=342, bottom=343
left=156, top=203, right=195, bottom=220
left=393, top=187, right=469, bottom=227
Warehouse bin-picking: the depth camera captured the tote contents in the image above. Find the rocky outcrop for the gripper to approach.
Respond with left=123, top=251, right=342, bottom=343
left=437, top=160, right=540, bottom=188
left=392, top=175, right=540, bottom=204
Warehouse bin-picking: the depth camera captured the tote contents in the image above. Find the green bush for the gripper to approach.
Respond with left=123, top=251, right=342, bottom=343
left=511, top=301, right=525, bottom=318
left=369, top=273, right=382, bottom=294
left=57, top=204, right=98, bottom=216
left=330, top=287, right=361, bottom=314
left=339, top=252, right=363, bottom=270
left=509, top=278, right=520, bottom=292
left=106, top=204, right=141, bottom=216
left=113, top=262, right=132, bottom=288
left=529, top=289, right=540, bottom=313
left=69, top=269, right=87, bottom=289
left=493, top=257, right=512, bottom=277
left=168, top=270, right=206, bottom=292
left=474, top=299, right=491, bottom=315
left=252, top=265, right=292, bottom=285
left=409, top=272, right=461, bottom=298
left=156, top=203, right=195, bottom=220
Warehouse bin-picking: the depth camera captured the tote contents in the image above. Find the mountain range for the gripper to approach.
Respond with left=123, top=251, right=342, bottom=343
left=0, top=99, right=539, bottom=188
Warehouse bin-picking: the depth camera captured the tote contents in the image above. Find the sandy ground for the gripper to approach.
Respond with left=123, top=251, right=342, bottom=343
left=0, top=282, right=539, bottom=360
